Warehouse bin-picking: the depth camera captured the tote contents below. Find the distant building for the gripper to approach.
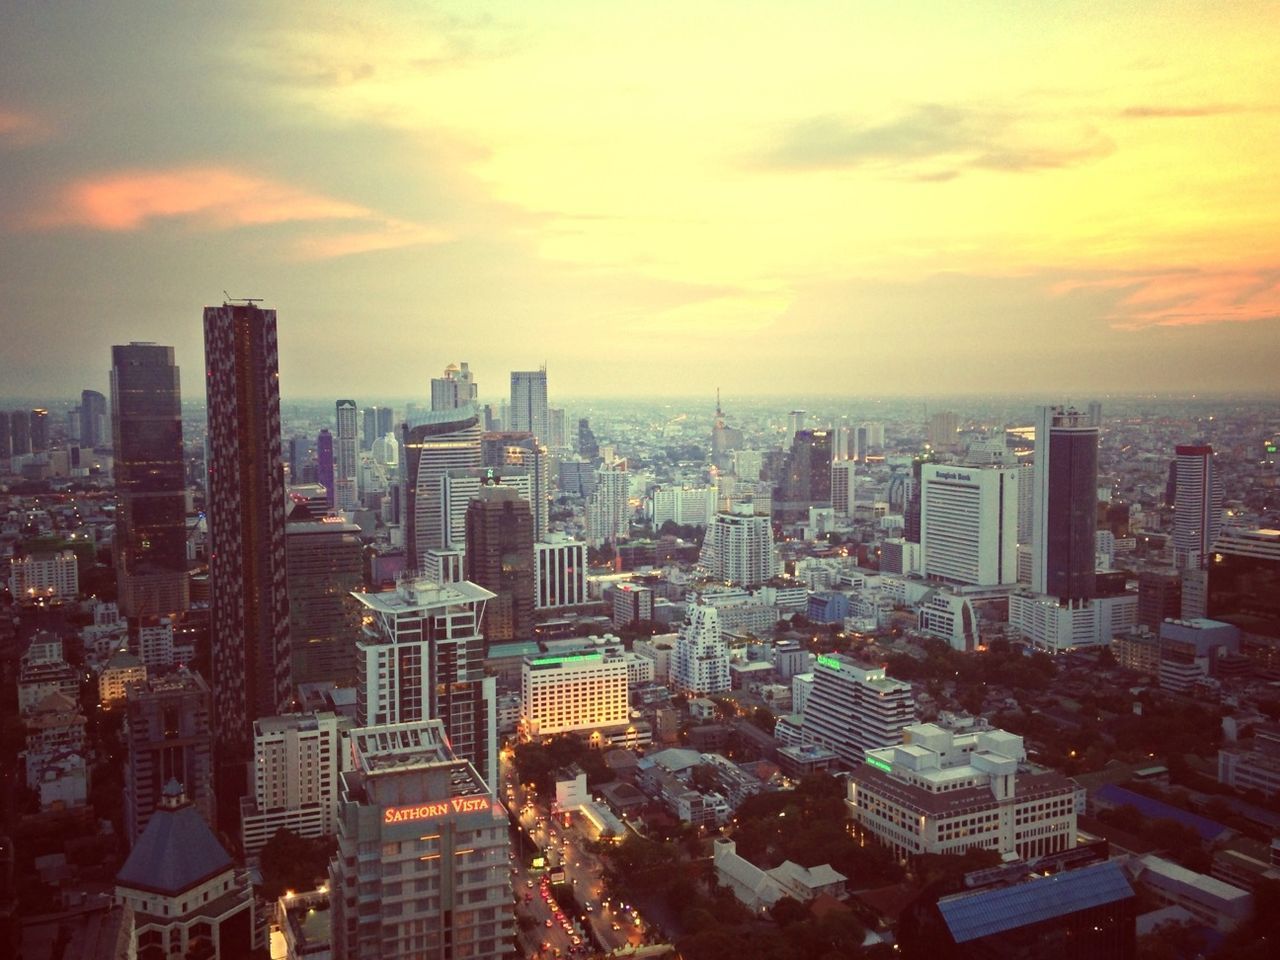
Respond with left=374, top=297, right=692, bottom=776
left=334, top=399, right=359, bottom=511
left=1031, top=405, right=1098, bottom=601
left=286, top=517, right=363, bottom=687
left=921, top=463, right=1020, bottom=586
left=465, top=485, right=535, bottom=646
left=612, top=582, right=653, bottom=627
left=699, top=505, right=777, bottom=587
left=401, top=408, right=483, bottom=571
left=9, top=549, right=78, bottom=602
left=534, top=534, right=586, bottom=609
left=801, top=654, right=913, bottom=768
left=431, top=361, right=478, bottom=411
left=672, top=605, right=729, bottom=696
left=509, top=368, right=549, bottom=444
left=521, top=649, right=629, bottom=737
left=1172, top=444, right=1223, bottom=570
left=586, top=459, right=631, bottom=547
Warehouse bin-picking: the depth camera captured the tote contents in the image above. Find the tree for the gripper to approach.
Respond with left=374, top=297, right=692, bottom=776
left=258, top=829, right=334, bottom=901
left=770, top=896, right=808, bottom=927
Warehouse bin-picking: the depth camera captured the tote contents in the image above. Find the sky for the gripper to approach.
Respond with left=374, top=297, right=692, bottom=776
left=1, top=1, right=1278, bottom=401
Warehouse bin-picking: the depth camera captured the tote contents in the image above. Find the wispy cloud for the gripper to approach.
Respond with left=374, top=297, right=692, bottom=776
left=1053, top=269, right=1280, bottom=329
left=758, top=103, right=1114, bottom=178
left=0, top=107, right=51, bottom=146
left=1119, top=104, right=1239, bottom=119
left=22, top=166, right=447, bottom=258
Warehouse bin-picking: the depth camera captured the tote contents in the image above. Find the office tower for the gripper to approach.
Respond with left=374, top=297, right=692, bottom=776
left=650, top=485, right=717, bottom=528
left=286, top=516, right=363, bottom=686
left=732, top=448, right=763, bottom=481
left=509, top=367, right=549, bottom=443
left=548, top=407, right=566, bottom=450
left=361, top=404, right=395, bottom=450
left=287, top=434, right=309, bottom=483
left=1137, top=571, right=1182, bottom=630
left=465, top=485, right=535, bottom=645
left=1031, top=405, right=1098, bottom=602
left=353, top=578, right=498, bottom=793
left=775, top=429, right=832, bottom=521
left=535, top=534, right=586, bottom=609
left=329, top=721, right=511, bottom=960
left=9, top=408, right=30, bottom=455
left=80, top=389, right=107, bottom=448
left=522, top=649, right=629, bottom=736
left=672, top=604, right=729, bottom=696
left=699, top=504, right=777, bottom=586
left=29, top=408, right=49, bottom=452
left=401, top=407, right=483, bottom=571
left=441, top=467, right=532, bottom=552
left=316, top=428, right=334, bottom=504
left=920, top=462, right=1020, bottom=586
left=203, top=302, right=292, bottom=792
left=577, top=417, right=599, bottom=460
left=66, top=404, right=82, bottom=444
left=862, top=421, right=886, bottom=451
left=431, top=361, right=478, bottom=411
left=1208, top=528, right=1280, bottom=640
left=123, top=668, right=215, bottom=846
left=787, top=410, right=806, bottom=444
left=711, top=392, right=744, bottom=469
left=928, top=410, right=960, bottom=451
left=111, top=342, right=190, bottom=618
left=332, top=399, right=358, bottom=510
left=239, top=712, right=349, bottom=858
left=1172, top=444, right=1223, bottom=570
left=480, top=432, right=549, bottom=540
left=831, top=459, right=856, bottom=515
left=1087, top=400, right=1103, bottom=428
left=1017, top=460, right=1034, bottom=545
left=800, top=653, right=914, bottom=767
left=116, top=781, right=253, bottom=959
left=586, top=458, right=631, bottom=547
left=0, top=411, right=10, bottom=460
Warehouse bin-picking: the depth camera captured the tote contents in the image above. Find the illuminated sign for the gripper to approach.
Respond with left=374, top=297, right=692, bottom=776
left=817, top=655, right=842, bottom=671
left=933, top=470, right=972, bottom=482
left=530, top=653, right=602, bottom=667
left=865, top=756, right=893, bottom=773
left=383, top=795, right=491, bottom=825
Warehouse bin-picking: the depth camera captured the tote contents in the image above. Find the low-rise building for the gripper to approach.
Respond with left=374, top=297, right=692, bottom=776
left=1127, top=855, right=1252, bottom=933
left=99, top=650, right=147, bottom=707
left=1218, top=723, right=1280, bottom=799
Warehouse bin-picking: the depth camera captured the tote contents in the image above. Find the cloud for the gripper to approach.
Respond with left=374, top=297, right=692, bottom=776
left=1120, top=104, right=1239, bottom=119
left=22, top=166, right=448, bottom=258
left=758, top=103, right=1114, bottom=177
left=0, top=107, right=51, bottom=146
left=1053, top=269, right=1280, bottom=329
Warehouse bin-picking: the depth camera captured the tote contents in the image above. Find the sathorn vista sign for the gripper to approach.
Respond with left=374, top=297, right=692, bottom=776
left=383, top=796, right=492, bottom=825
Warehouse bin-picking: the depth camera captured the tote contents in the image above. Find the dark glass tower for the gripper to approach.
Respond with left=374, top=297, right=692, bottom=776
left=316, top=428, right=334, bottom=507
left=465, top=485, right=535, bottom=646
left=111, top=343, right=190, bottom=618
left=80, top=389, right=108, bottom=449
left=203, top=302, right=291, bottom=822
left=1032, top=405, right=1098, bottom=602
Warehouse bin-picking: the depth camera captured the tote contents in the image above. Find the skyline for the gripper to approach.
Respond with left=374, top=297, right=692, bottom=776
left=2, top=1, right=1279, bottom=399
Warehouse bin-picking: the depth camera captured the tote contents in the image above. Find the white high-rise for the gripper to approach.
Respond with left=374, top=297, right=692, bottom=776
left=1173, top=444, right=1223, bottom=570
left=800, top=653, right=914, bottom=768
left=401, top=407, right=483, bottom=571
left=651, top=485, right=717, bottom=527
left=586, top=459, right=631, bottom=547
left=920, top=463, right=1020, bottom=586
left=431, top=361, right=478, bottom=411
left=535, top=534, right=586, bottom=609
left=672, top=604, right=729, bottom=696
left=335, top=399, right=359, bottom=510
left=699, top=504, right=777, bottom=586
left=510, top=368, right=549, bottom=444
left=521, top=649, right=629, bottom=736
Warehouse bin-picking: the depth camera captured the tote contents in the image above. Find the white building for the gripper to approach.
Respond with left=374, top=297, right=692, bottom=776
left=521, top=649, right=629, bottom=736
left=334, top=399, right=359, bottom=510
left=699, top=504, right=777, bottom=587
left=916, top=588, right=980, bottom=652
left=672, top=605, right=730, bottom=696
left=632, top=636, right=676, bottom=684
left=136, top=617, right=176, bottom=670
left=1009, top=591, right=1138, bottom=653
left=831, top=460, right=857, bottom=516
left=1172, top=445, right=1223, bottom=570
left=651, top=485, right=717, bottom=528
left=586, top=460, right=631, bottom=547
left=534, top=534, right=586, bottom=609
left=800, top=653, right=914, bottom=768
left=847, top=723, right=1081, bottom=860
left=9, top=549, right=79, bottom=601
left=239, top=712, right=351, bottom=858
left=99, top=650, right=147, bottom=706
left=920, top=463, right=1020, bottom=586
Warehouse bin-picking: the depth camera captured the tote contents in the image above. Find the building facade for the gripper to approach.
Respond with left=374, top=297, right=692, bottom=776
left=800, top=653, right=914, bottom=768
left=699, top=505, right=777, bottom=587
left=534, top=535, right=586, bottom=609
left=1031, top=405, right=1098, bottom=601
left=920, top=463, right=1020, bottom=587
left=334, top=400, right=359, bottom=511
left=521, top=650, right=629, bottom=736
left=672, top=605, right=729, bottom=696
left=465, top=485, right=535, bottom=646
left=509, top=368, right=549, bottom=444
left=400, top=409, right=483, bottom=572
left=286, top=517, right=364, bottom=687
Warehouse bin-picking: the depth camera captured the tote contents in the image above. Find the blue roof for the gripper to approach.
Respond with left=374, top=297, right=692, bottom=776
left=1094, top=784, right=1230, bottom=842
left=116, top=799, right=233, bottom=896
left=938, top=861, right=1134, bottom=943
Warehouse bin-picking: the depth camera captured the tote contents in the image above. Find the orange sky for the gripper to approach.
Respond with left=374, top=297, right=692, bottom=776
left=1, top=1, right=1277, bottom=399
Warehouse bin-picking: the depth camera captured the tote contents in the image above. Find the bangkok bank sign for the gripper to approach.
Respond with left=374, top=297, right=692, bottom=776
left=383, top=796, right=491, bottom=825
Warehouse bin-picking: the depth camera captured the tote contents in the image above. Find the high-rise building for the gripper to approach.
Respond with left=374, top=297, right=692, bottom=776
left=1031, top=405, right=1098, bottom=602
left=577, top=418, right=599, bottom=460
left=831, top=459, right=856, bottom=515
left=928, top=410, right=960, bottom=451
left=465, top=485, right=535, bottom=646
left=329, top=720, right=511, bottom=960
left=286, top=517, right=363, bottom=687
left=800, top=653, right=914, bottom=768
left=111, top=342, right=190, bottom=618
left=401, top=408, right=483, bottom=571
left=534, top=534, right=586, bottom=609
left=123, top=668, right=215, bottom=846
left=334, top=399, right=359, bottom=510
left=787, top=410, right=806, bottom=443
left=0, top=410, right=10, bottom=460
left=80, top=389, right=107, bottom=449
left=1137, top=571, right=1183, bottom=630
left=1208, top=528, right=1280, bottom=641
left=586, top=459, right=631, bottom=547
left=361, top=405, right=395, bottom=450
left=1173, top=444, right=1223, bottom=570
left=9, top=408, right=30, bottom=455
left=775, top=429, right=832, bottom=521
left=548, top=407, right=566, bottom=450
left=920, top=462, right=1021, bottom=586
left=316, top=428, right=334, bottom=505
left=203, top=302, right=292, bottom=803
left=431, top=361, right=479, bottom=411
left=353, top=578, right=498, bottom=793
left=672, top=604, right=729, bottom=696
left=650, top=485, right=717, bottom=528
left=711, top=392, right=744, bottom=470
left=28, top=408, right=49, bottom=452
left=699, top=504, right=777, bottom=587
left=481, top=432, right=549, bottom=540
left=521, top=649, right=629, bottom=736
left=509, top=368, right=549, bottom=444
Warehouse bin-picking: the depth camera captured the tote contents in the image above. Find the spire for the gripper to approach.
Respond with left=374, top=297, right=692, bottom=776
left=716, top=387, right=722, bottom=417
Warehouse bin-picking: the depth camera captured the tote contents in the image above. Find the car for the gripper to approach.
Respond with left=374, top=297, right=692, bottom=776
left=611, top=923, right=622, bottom=931
left=545, top=919, right=553, bottom=928
left=526, top=879, right=534, bottom=888
left=571, top=936, right=582, bottom=946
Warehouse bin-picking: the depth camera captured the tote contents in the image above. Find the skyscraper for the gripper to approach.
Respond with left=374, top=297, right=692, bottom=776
left=111, top=342, right=190, bottom=618
left=316, top=428, right=334, bottom=504
left=920, top=462, right=1020, bottom=587
left=1031, top=405, right=1098, bottom=602
left=699, top=504, right=777, bottom=587
left=431, top=361, right=478, bottom=411
left=928, top=410, right=960, bottom=451
left=1172, top=444, right=1223, bottom=570
left=361, top=405, right=395, bottom=450
left=465, top=485, right=535, bottom=646
left=481, top=431, right=550, bottom=540
left=586, top=458, right=631, bottom=547
left=80, top=389, right=107, bottom=448
left=334, top=399, right=358, bottom=510
left=577, top=417, right=599, bottom=460
left=28, top=408, right=49, bottom=453
left=672, top=604, right=729, bottom=696
left=203, top=302, right=291, bottom=809
left=401, top=407, right=483, bottom=571
left=9, top=408, right=30, bottom=455
left=0, top=411, right=9, bottom=460
left=286, top=516, right=363, bottom=686
left=775, top=428, right=832, bottom=521
left=509, top=368, right=549, bottom=444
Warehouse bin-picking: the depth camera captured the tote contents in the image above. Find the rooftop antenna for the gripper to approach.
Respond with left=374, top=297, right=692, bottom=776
left=223, top=290, right=264, bottom=304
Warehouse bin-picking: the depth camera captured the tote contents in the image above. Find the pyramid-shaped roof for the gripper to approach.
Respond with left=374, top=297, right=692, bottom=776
left=116, top=782, right=232, bottom=896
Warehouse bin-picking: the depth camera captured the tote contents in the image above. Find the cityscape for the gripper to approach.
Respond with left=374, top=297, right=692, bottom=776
left=3, top=4, right=1280, bottom=960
